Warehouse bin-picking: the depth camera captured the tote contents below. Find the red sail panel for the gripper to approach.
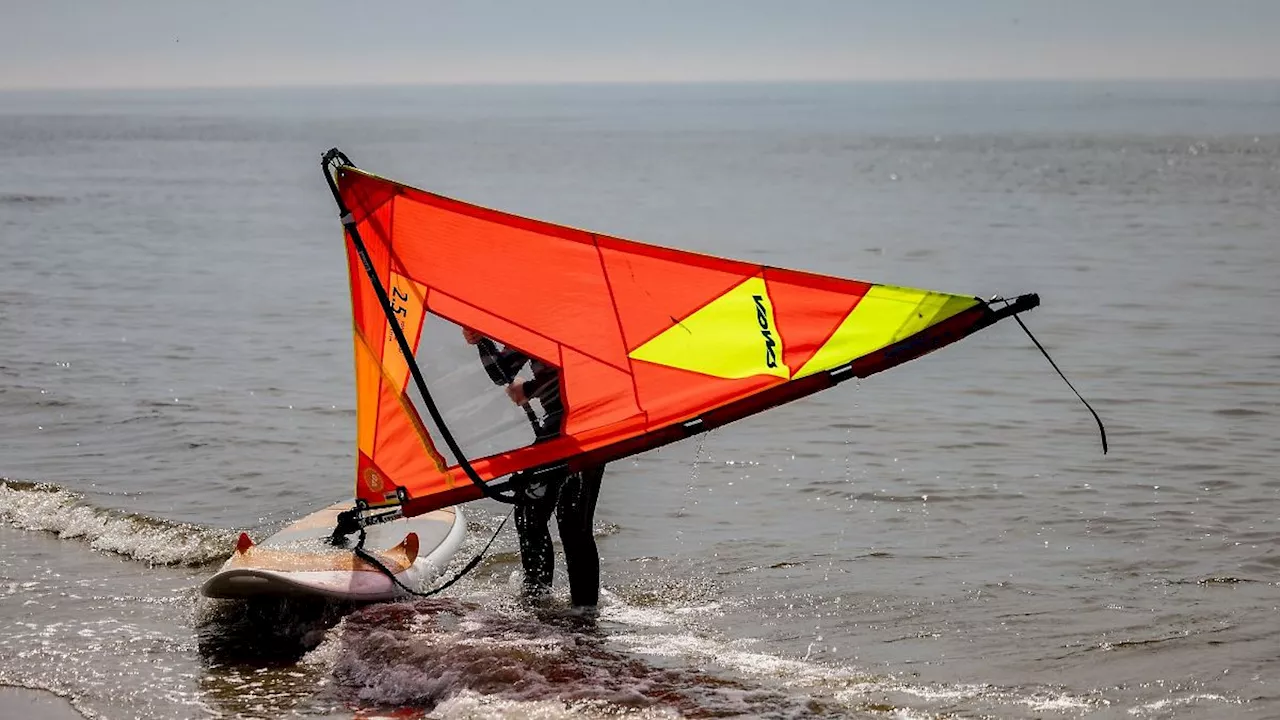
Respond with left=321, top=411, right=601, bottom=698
left=763, top=268, right=871, bottom=377
left=335, top=167, right=991, bottom=515
left=392, top=190, right=632, bottom=371
left=344, top=178, right=451, bottom=508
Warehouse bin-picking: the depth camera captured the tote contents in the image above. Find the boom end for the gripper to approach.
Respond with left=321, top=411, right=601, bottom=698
left=990, top=293, right=1040, bottom=320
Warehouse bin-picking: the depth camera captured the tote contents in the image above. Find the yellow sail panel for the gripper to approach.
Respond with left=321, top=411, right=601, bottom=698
left=379, top=271, right=429, bottom=393
left=794, top=285, right=979, bottom=379
left=629, top=276, right=790, bottom=380
left=353, top=272, right=429, bottom=466
left=353, top=328, right=380, bottom=457
left=352, top=320, right=450, bottom=505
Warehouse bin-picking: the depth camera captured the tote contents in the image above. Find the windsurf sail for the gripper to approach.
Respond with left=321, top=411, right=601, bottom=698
left=321, top=149, right=1043, bottom=520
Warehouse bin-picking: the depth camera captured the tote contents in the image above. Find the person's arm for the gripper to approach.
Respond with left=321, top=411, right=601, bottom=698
left=507, top=362, right=558, bottom=405
left=525, top=362, right=559, bottom=403
left=462, top=327, right=530, bottom=385
left=496, top=348, right=532, bottom=382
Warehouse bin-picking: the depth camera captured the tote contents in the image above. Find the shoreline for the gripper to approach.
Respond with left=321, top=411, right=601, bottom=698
left=0, top=686, right=86, bottom=720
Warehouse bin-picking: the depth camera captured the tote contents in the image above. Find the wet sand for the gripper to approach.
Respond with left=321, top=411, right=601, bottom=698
left=0, top=687, right=85, bottom=720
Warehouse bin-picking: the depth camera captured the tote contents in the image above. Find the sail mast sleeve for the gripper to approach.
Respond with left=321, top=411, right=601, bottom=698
left=322, top=149, right=518, bottom=507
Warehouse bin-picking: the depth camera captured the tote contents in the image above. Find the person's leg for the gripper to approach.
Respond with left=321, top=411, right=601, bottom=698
left=555, top=465, right=604, bottom=607
left=514, top=477, right=558, bottom=596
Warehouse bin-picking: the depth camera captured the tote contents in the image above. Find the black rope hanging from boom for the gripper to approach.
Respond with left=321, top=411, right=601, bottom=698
left=1013, top=314, right=1108, bottom=454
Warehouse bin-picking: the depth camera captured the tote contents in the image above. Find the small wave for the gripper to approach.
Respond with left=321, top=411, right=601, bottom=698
left=1126, top=692, right=1239, bottom=717
left=1212, top=407, right=1268, bottom=417
left=0, top=193, right=66, bottom=205
left=0, top=683, right=96, bottom=720
left=0, top=479, right=235, bottom=566
left=1196, top=576, right=1251, bottom=585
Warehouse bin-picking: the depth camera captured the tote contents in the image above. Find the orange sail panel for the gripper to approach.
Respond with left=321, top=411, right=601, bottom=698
left=337, top=166, right=990, bottom=514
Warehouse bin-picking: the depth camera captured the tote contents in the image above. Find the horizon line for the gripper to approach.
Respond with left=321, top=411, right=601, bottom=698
left=3, top=76, right=1279, bottom=93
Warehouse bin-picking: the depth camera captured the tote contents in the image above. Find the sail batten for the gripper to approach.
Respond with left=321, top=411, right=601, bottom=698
left=325, top=154, right=1035, bottom=517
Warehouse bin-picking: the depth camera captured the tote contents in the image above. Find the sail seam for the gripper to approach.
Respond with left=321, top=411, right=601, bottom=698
left=365, top=194, right=427, bottom=312
left=351, top=323, right=448, bottom=472
left=343, top=171, right=398, bottom=225
left=349, top=182, right=393, bottom=481
left=424, top=285, right=632, bottom=375
left=625, top=268, right=762, bottom=350
left=592, top=233, right=647, bottom=425
left=348, top=176, right=396, bottom=479
left=767, top=268, right=866, bottom=376
left=347, top=170, right=778, bottom=280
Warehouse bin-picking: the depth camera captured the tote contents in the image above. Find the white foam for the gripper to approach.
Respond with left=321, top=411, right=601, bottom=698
left=428, top=689, right=682, bottom=719
left=0, top=681, right=108, bottom=720
left=1021, top=691, right=1095, bottom=712
left=610, top=616, right=1101, bottom=717
left=0, top=480, right=232, bottom=565
left=1127, top=692, right=1235, bottom=715
left=292, top=562, right=1106, bottom=718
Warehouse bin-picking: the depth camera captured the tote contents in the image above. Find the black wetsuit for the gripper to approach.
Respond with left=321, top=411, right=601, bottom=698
left=475, top=339, right=605, bottom=607
left=514, top=465, right=604, bottom=606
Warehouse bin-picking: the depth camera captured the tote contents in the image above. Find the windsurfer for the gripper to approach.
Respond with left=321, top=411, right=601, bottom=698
left=462, top=327, right=605, bottom=608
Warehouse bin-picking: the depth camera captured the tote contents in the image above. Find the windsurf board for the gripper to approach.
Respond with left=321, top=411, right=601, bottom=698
left=201, top=501, right=465, bottom=602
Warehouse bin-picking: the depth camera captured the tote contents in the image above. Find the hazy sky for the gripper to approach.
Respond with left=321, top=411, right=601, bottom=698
left=3, top=1, right=1278, bottom=89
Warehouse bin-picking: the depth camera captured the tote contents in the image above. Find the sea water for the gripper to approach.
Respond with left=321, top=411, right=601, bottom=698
left=1, top=81, right=1277, bottom=718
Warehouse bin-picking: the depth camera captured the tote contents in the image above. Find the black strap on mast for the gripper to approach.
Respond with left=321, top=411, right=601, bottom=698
left=321, top=149, right=522, bottom=513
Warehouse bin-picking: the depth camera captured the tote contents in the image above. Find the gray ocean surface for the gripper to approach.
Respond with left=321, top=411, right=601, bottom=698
left=1, top=81, right=1277, bottom=719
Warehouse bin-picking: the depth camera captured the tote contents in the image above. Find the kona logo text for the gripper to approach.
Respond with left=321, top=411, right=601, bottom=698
left=753, top=294, right=778, bottom=368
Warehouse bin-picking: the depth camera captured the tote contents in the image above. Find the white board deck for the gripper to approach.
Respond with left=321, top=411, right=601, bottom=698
left=201, top=502, right=465, bottom=602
